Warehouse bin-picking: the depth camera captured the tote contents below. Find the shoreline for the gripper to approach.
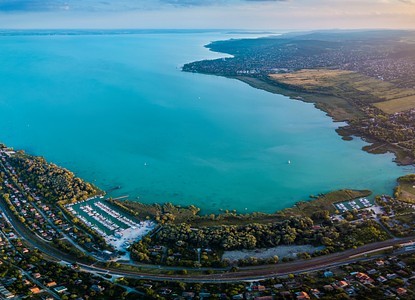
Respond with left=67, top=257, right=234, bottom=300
left=230, top=75, right=415, bottom=166
left=114, top=188, right=372, bottom=223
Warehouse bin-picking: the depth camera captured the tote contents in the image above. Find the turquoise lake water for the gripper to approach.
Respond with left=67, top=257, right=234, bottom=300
left=0, top=31, right=411, bottom=213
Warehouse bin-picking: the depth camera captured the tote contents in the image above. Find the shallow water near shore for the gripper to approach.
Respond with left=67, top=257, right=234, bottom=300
left=0, top=31, right=411, bottom=213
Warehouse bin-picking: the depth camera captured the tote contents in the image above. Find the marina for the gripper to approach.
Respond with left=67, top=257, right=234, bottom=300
left=66, top=198, right=155, bottom=251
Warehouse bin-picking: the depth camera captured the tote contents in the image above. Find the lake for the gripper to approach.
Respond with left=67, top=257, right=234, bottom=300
left=0, top=30, right=410, bottom=213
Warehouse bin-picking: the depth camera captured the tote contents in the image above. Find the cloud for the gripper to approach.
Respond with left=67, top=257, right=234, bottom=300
left=0, top=0, right=291, bottom=12
left=158, top=0, right=226, bottom=6
left=159, top=0, right=289, bottom=4
left=0, top=0, right=64, bottom=11
left=0, top=0, right=414, bottom=29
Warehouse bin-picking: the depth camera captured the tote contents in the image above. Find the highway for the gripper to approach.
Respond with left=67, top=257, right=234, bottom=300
left=79, top=236, right=415, bottom=283
left=2, top=193, right=414, bottom=283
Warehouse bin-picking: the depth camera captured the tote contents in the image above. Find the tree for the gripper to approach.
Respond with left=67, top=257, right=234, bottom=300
left=178, top=269, right=188, bottom=275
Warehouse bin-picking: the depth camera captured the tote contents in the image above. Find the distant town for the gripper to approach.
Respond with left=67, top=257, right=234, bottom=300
left=183, top=31, right=415, bottom=89
left=183, top=30, right=415, bottom=167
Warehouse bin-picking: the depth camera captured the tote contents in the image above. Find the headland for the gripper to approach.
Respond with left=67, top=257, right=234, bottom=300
left=183, top=30, right=415, bottom=166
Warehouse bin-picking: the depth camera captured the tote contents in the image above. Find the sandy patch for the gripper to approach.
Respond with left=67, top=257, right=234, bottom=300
left=222, top=245, right=323, bottom=262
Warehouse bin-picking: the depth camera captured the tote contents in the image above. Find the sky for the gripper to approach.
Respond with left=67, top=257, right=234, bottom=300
left=0, top=0, right=414, bottom=30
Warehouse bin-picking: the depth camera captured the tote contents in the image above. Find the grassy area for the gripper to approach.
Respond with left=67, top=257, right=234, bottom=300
left=269, top=69, right=415, bottom=114
left=279, top=189, right=372, bottom=217
left=374, top=95, right=415, bottom=114
left=270, top=69, right=415, bottom=102
left=115, top=199, right=285, bottom=227
left=116, top=189, right=371, bottom=228
left=396, top=175, right=415, bottom=203
left=395, top=214, right=415, bottom=224
left=397, top=188, right=415, bottom=204
left=112, top=200, right=201, bottom=223
left=395, top=174, right=415, bottom=204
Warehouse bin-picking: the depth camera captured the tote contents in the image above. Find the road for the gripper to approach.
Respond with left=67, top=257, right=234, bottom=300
left=0, top=213, right=61, bottom=299
left=3, top=193, right=414, bottom=283
left=79, top=236, right=414, bottom=283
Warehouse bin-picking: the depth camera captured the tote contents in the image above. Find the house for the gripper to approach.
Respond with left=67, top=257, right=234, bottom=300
left=253, top=285, right=266, bottom=292
left=23, top=279, right=31, bottom=286
left=232, top=294, right=244, bottom=300
left=355, top=272, right=374, bottom=284
left=280, top=291, right=291, bottom=297
left=323, top=285, right=334, bottom=291
left=345, top=288, right=356, bottom=296
left=29, top=286, right=41, bottom=294
left=2, top=278, right=17, bottom=286
left=159, top=288, right=172, bottom=295
left=396, top=287, right=407, bottom=296
left=182, top=291, right=195, bottom=299
left=386, top=273, right=398, bottom=280
left=397, top=270, right=409, bottom=277
left=199, top=292, right=211, bottom=299
left=375, top=260, right=385, bottom=267
left=33, top=272, right=41, bottom=279
left=54, top=286, right=68, bottom=294
left=310, top=289, right=321, bottom=297
left=254, top=296, right=273, bottom=300
left=91, top=285, right=105, bottom=293
left=46, top=281, right=57, bottom=288
left=323, top=271, right=333, bottom=278
left=296, top=291, right=310, bottom=300
left=337, top=281, right=348, bottom=288
left=377, top=276, right=387, bottom=283
left=0, top=285, right=14, bottom=299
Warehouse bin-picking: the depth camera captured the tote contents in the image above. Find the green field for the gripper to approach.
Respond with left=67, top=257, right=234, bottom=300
left=374, top=95, right=415, bottom=114
left=269, top=69, right=415, bottom=114
left=397, top=183, right=415, bottom=204
left=396, top=174, right=415, bottom=203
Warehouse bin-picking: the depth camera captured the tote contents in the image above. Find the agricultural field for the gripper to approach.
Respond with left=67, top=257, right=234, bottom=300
left=396, top=183, right=415, bottom=204
left=395, top=175, right=415, bottom=203
left=269, top=69, right=415, bottom=112
left=374, top=95, right=415, bottom=114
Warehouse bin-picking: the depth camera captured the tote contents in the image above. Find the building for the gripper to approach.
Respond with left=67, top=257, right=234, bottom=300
left=54, top=286, right=68, bottom=294
left=0, top=285, right=15, bottom=299
left=29, top=286, right=41, bottom=294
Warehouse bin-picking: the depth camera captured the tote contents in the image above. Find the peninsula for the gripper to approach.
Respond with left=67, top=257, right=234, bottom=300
left=183, top=30, right=415, bottom=165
